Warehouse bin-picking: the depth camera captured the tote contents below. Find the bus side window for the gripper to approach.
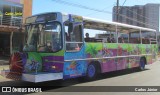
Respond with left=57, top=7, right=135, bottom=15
left=118, top=37, right=125, bottom=43
left=142, top=38, right=149, bottom=44
left=117, top=26, right=129, bottom=43
left=129, top=30, right=140, bottom=44
left=66, top=24, right=83, bottom=51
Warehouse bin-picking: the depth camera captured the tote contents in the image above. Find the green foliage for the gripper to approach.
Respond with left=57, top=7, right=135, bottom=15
left=86, top=44, right=98, bottom=57
left=127, top=45, right=133, bottom=52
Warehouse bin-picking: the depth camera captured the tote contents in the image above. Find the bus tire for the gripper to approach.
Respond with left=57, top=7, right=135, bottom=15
left=86, top=63, right=98, bottom=80
left=139, top=57, right=146, bottom=70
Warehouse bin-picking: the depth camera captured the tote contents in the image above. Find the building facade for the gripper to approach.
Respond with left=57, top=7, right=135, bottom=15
left=0, top=0, right=32, bottom=57
left=113, top=3, right=160, bottom=32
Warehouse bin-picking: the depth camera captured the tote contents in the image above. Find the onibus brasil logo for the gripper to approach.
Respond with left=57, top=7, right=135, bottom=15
left=2, top=87, right=42, bottom=93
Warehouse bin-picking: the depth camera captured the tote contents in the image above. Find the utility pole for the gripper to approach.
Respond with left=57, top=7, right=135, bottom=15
left=116, top=0, right=119, bottom=22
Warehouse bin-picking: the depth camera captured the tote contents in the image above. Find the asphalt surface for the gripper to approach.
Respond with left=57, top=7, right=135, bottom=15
left=0, top=58, right=160, bottom=95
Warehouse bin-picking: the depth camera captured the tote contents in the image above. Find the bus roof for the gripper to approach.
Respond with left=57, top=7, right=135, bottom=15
left=26, top=12, right=156, bottom=32
left=83, top=16, right=156, bottom=32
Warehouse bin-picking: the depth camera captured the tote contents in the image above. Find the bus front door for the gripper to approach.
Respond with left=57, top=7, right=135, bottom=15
left=63, top=22, right=86, bottom=79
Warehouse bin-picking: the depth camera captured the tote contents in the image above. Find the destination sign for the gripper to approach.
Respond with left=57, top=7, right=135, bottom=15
left=25, top=13, right=57, bottom=24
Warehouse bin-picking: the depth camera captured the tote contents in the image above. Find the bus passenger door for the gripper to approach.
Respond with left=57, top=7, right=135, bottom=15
left=63, top=22, right=86, bottom=79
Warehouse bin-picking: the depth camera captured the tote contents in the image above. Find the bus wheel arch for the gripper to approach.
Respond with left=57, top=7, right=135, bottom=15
left=139, top=56, right=147, bottom=70
left=86, top=61, right=101, bottom=80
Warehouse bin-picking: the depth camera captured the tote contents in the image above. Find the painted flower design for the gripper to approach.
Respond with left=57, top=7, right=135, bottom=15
left=24, top=58, right=40, bottom=72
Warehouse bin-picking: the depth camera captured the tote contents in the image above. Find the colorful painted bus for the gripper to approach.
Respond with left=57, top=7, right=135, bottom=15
left=1, top=12, right=158, bottom=82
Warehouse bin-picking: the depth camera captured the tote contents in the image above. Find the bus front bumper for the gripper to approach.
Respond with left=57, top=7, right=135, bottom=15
left=0, top=70, right=63, bottom=83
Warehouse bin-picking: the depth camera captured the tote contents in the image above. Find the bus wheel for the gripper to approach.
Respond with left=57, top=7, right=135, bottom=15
left=139, top=58, right=146, bottom=70
left=86, top=63, right=97, bottom=80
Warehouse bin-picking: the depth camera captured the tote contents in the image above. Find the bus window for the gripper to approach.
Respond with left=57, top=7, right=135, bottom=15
left=83, top=29, right=104, bottom=42
left=117, top=26, right=129, bottom=43
left=37, top=22, right=62, bottom=52
left=141, top=31, right=155, bottom=44
left=84, top=33, right=95, bottom=42
left=83, top=22, right=117, bottom=43
left=23, top=25, right=38, bottom=51
left=95, top=32, right=116, bottom=43
left=150, top=32, right=157, bottom=44
left=66, top=23, right=83, bottom=52
left=129, top=29, right=140, bottom=44
left=150, top=32, right=156, bottom=39
left=142, top=38, right=149, bottom=44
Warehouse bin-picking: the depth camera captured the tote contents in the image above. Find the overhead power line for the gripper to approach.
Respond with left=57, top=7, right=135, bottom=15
left=118, top=0, right=127, bottom=13
left=122, top=0, right=127, bottom=6
left=86, top=4, right=115, bottom=16
left=52, top=0, right=158, bottom=29
left=87, top=0, right=126, bottom=18
left=52, top=0, right=112, bottom=14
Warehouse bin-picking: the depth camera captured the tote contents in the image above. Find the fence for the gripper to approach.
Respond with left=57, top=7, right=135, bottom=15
left=0, top=16, right=22, bottom=27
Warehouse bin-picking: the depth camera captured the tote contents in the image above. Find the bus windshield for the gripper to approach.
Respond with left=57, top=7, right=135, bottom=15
left=23, top=22, right=62, bottom=52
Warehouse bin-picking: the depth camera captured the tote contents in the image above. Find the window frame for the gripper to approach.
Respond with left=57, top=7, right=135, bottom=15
left=64, top=22, right=84, bottom=52
left=37, top=21, right=63, bottom=53
left=23, top=21, right=63, bottom=53
left=141, top=30, right=156, bottom=44
left=117, top=26, right=129, bottom=44
left=128, top=30, right=141, bottom=44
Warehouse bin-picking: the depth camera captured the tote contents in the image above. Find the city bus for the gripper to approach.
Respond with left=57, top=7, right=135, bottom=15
left=1, top=12, right=158, bottom=83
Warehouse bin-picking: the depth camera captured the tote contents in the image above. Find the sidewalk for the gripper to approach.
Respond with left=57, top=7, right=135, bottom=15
left=0, top=65, right=9, bottom=80
left=0, top=65, right=9, bottom=71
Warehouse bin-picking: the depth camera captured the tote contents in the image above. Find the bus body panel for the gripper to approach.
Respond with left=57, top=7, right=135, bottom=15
left=63, top=45, right=87, bottom=79
left=23, top=52, right=43, bottom=73
left=23, top=50, right=65, bottom=73
left=101, top=43, right=117, bottom=72
left=117, top=43, right=129, bottom=70
left=139, top=44, right=153, bottom=65
left=128, top=44, right=141, bottom=68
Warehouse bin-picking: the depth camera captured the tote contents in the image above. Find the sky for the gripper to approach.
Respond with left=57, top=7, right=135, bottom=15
left=32, top=0, right=160, bottom=36
left=33, top=0, right=160, bottom=21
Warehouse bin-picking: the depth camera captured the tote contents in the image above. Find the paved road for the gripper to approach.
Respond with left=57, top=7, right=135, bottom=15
left=0, top=59, right=160, bottom=95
